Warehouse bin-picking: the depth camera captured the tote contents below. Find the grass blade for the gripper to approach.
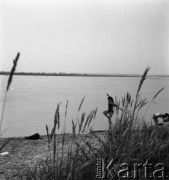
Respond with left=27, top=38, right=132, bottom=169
left=78, top=96, right=85, bottom=112
left=79, top=112, right=86, bottom=133
left=0, top=53, right=20, bottom=137
left=136, top=67, right=150, bottom=97
left=152, top=87, right=164, bottom=100
left=65, top=100, right=69, bottom=119
left=6, top=52, right=20, bottom=91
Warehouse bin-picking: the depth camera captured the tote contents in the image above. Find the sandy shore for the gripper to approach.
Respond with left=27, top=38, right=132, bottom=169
left=0, top=132, right=107, bottom=180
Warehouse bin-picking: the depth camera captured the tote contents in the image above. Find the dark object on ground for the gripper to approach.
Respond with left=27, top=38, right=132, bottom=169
left=163, top=113, right=169, bottom=122
left=25, top=133, right=42, bottom=140
left=153, top=113, right=169, bottom=126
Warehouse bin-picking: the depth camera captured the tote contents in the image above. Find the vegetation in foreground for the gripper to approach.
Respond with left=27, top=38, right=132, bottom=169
left=1, top=58, right=169, bottom=180
left=23, top=67, right=169, bottom=180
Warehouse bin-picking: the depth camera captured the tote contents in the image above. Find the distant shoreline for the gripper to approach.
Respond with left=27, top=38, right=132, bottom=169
left=0, top=72, right=168, bottom=77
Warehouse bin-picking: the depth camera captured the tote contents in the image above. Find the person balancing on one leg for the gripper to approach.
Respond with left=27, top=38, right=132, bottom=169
left=103, top=93, right=118, bottom=131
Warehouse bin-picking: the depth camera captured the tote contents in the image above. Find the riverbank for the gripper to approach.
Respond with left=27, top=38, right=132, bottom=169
left=0, top=132, right=107, bottom=180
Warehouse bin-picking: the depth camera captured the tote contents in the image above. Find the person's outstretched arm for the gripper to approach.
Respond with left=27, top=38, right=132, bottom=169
left=114, top=103, right=124, bottom=111
left=113, top=103, right=117, bottom=107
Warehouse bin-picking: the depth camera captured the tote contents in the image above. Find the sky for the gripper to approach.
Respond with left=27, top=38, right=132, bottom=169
left=0, top=0, right=169, bottom=75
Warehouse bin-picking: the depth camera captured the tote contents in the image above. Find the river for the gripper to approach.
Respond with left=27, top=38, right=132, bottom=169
left=0, top=75, right=168, bottom=137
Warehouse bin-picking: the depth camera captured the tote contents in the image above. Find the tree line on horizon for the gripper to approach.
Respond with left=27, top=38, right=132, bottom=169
left=0, top=71, right=168, bottom=77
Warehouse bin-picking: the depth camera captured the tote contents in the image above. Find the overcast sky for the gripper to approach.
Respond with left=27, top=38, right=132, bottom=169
left=0, top=0, right=169, bottom=75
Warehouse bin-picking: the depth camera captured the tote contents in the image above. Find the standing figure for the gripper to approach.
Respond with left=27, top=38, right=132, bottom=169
left=103, top=94, right=117, bottom=131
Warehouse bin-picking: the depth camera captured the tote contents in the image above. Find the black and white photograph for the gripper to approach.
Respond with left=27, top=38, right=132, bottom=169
left=0, top=0, right=169, bottom=179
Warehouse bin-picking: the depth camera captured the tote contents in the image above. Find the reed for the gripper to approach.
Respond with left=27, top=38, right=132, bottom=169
left=131, top=67, right=150, bottom=125
left=78, top=96, right=85, bottom=112
left=102, top=67, right=169, bottom=179
left=24, top=67, right=169, bottom=179
left=0, top=53, right=20, bottom=155
left=143, top=87, right=165, bottom=120
left=25, top=99, right=97, bottom=179
left=76, top=96, right=85, bottom=128
left=0, top=53, right=20, bottom=136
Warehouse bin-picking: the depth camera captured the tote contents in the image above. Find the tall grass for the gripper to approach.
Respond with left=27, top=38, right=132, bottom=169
left=0, top=53, right=20, bottom=136
left=23, top=67, right=169, bottom=179
left=102, top=67, right=168, bottom=179
left=0, top=53, right=20, bottom=152
left=25, top=98, right=97, bottom=179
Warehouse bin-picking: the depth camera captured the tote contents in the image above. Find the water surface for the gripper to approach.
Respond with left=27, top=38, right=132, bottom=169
left=0, top=75, right=168, bottom=137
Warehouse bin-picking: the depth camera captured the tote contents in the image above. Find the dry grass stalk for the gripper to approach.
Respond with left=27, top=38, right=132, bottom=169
left=25, top=67, right=169, bottom=179
left=78, top=96, right=85, bottom=112
left=143, top=87, right=164, bottom=119
left=6, top=53, right=20, bottom=91
left=131, top=67, right=150, bottom=127
left=82, top=111, right=93, bottom=133
left=74, top=141, right=89, bottom=160
left=136, top=67, right=150, bottom=97
left=152, top=87, right=165, bottom=100
left=61, top=100, right=69, bottom=134
left=0, top=140, right=10, bottom=152
left=0, top=52, right=20, bottom=137
left=46, top=125, right=50, bottom=148
left=72, top=119, right=76, bottom=135
left=50, top=103, right=60, bottom=140
left=65, top=100, right=69, bottom=119
left=78, top=112, right=85, bottom=133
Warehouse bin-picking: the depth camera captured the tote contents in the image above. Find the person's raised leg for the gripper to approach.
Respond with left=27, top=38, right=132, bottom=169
left=103, top=110, right=109, bottom=118
left=108, top=112, right=113, bottom=131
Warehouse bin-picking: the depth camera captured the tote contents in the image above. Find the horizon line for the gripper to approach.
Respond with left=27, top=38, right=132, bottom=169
left=0, top=71, right=169, bottom=77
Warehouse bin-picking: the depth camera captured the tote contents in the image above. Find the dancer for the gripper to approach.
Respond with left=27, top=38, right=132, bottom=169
left=103, top=94, right=117, bottom=131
